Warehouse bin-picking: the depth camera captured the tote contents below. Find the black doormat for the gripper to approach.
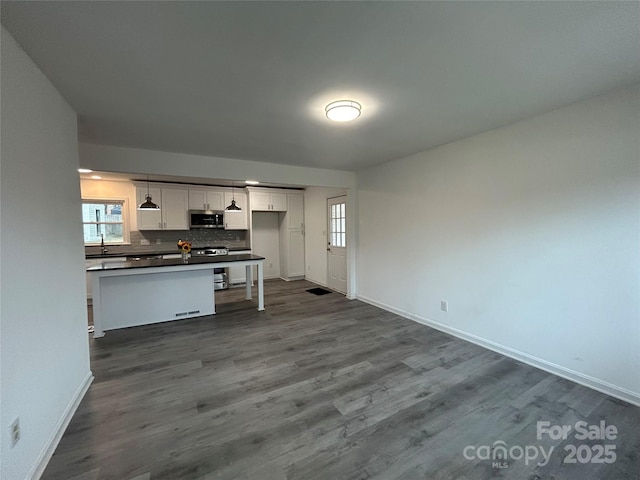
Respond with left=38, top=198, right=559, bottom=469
left=307, top=287, right=332, bottom=296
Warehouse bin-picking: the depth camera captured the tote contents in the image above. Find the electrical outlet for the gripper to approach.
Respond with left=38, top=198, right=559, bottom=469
left=10, top=418, right=20, bottom=447
left=140, top=239, right=150, bottom=246
left=155, top=239, right=162, bottom=244
left=441, top=300, right=448, bottom=312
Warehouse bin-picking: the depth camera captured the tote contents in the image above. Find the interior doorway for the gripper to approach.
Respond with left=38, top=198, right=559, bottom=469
left=327, top=195, right=347, bottom=294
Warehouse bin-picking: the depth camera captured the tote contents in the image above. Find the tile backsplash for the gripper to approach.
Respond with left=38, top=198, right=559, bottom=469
left=85, top=230, right=249, bottom=255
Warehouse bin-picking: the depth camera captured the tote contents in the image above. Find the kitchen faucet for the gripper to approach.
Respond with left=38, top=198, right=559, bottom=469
left=101, top=234, right=108, bottom=254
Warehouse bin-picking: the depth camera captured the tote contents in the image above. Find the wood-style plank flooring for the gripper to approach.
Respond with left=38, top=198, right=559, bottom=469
left=43, top=280, right=640, bottom=480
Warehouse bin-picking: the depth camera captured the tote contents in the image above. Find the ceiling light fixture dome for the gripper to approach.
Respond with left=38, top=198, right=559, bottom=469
left=325, top=100, right=361, bottom=122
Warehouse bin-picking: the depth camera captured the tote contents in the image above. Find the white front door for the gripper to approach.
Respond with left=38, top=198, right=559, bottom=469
left=327, top=196, right=347, bottom=294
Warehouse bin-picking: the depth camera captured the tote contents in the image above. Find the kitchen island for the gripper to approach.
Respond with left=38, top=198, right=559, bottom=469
left=87, top=254, right=265, bottom=338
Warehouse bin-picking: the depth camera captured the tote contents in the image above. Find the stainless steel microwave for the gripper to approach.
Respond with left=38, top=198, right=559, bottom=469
left=189, top=210, right=224, bottom=229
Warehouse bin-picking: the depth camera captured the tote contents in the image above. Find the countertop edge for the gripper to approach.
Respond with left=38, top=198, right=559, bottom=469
left=86, top=247, right=251, bottom=259
left=87, top=254, right=264, bottom=271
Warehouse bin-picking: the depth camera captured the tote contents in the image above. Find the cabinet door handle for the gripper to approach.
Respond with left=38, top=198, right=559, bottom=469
left=164, top=222, right=167, bottom=228
left=158, top=222, right=162, bottom=228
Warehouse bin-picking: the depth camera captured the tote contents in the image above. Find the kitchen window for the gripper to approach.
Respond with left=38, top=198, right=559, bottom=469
left=82, top=199, right=129, bottom=245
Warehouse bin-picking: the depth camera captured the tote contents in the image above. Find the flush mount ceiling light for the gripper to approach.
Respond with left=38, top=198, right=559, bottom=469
left=78, top=168, right=93, bottom=173
left=137, top=174, right=160, bottom=210
left=245, top=180, right=260, bottom=185
left=325, top=100, right=361, bottom=122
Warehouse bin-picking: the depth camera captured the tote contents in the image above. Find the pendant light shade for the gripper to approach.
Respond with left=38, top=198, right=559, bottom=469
left=137, top=174, right=160, bottom=210
left=138, top=195, right=160, bottom=210
left=225, top=182, right=242, bottom=212
left=225, top=199, right=242, bottom=211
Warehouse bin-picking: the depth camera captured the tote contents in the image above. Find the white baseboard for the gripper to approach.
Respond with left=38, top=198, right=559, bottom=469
left=304, top=278, right=328, bottom=288
left=357, top=294, right=640, bottom=407
left=31, top=371, right=94, bottom=480
left=279, top=276, right=305, bottom=282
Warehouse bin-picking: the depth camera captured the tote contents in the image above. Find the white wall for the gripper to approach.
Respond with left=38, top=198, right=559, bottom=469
left=304, top=187, right=347, bottom=287
left=357, top=83, right=640, bottom=404
left=0, top=28, right=92, bottom=479
left=79, top=143, right=355, bottom=189
left=80, top=178, right=138, bottom=232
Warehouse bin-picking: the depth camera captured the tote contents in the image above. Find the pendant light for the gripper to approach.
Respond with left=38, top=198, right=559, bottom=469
left=225, top=182, right=242, bottom=211
left=137, top=174, right=160, bottom=210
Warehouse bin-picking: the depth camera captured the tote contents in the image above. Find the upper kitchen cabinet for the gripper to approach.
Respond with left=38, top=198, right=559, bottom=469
left=188, top=188, right=224, bottom=211
left=223, top=191, right=248, bottom=230
left=278, top=193, right=305, bottom=280
left=287, top=193, right=304, bottom=230
left=136, top=185, right=189, bottom=230
left=250, top=190, right=287, bottom=211
left=162, top=188, right=189, bottom=229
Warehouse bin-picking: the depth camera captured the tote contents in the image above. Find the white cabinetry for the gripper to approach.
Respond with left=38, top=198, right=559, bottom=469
left=286, top=193, right=304, bottom=230
left=250, top=190, right=287, bottom=211
left=136, top=185, right=188, bottom=230
left=223, top=191, right=248, bottom=230
left=188, top=189, right=224, bottom=211
left=162, top=188, right=189, bottom=229
left=284, top=230, right=305, bottom=278
left=279, top=193, right=305, bottom=279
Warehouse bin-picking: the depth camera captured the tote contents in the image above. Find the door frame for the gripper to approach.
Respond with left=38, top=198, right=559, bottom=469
left=327, top=195, right=348, bottom=294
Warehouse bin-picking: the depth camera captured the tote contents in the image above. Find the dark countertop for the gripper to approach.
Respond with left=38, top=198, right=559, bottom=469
left=87, top=254, right=264, bottom=271
left=86, top=246, right=251, bottom=259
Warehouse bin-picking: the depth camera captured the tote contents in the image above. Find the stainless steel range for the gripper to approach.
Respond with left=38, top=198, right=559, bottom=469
left=192, top=246, right=228, bottom=257
left=191, top=246, right=229, bottom=290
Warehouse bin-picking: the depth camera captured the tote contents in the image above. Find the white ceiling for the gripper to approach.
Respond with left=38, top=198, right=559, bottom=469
left=2, top=1, right=639, bottom=172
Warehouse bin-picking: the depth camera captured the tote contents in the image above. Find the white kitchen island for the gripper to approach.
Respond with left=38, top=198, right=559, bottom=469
left=87, top=254, right=265, bottom=338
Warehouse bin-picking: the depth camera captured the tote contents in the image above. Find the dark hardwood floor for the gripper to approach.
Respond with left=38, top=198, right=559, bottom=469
left=44, top=280, right=640, bottom=480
